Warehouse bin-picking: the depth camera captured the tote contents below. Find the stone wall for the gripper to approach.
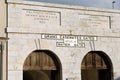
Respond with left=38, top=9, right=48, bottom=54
left=7, top=0, right=120, bottom=80
left=0, top=1, right=7, bottom=80
left=0, top=0, right=6, bottom=37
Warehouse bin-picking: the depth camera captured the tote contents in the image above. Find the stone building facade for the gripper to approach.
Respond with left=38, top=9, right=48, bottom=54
left=1, top=0, right=120, bottom=80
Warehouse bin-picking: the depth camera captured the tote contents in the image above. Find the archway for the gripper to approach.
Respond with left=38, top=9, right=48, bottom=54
left=23, top=50, right=62, bottom=80
left=81, top=51, right=113, bottom=80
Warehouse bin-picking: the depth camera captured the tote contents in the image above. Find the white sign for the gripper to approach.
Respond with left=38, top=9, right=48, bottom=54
left=41, top=34, right=97, bottom=48
left=64, top=39, right=77, bottom=46
left=56, top=42, right=85, bottom=48
left=41, top=34, right=97, bottom=41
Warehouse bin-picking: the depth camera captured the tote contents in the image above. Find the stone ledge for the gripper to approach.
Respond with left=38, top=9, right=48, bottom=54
left=7, top=0, right=120, bottom=14
left=6, top=27, right=120, bottom=38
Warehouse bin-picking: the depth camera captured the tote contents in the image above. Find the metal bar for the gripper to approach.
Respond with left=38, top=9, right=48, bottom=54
left=112, top=1, right=116, bottom=9
left=34, top=39, right=39, bottom=50
left=38, top=39, right=41, bottom=49
left=0, top=41, right=3, bottom=80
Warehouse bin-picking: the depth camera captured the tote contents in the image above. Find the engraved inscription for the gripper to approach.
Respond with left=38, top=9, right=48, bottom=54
left=62, top=13, right=109, bottom=28
left=78, top=14, right=109, bottom=28
left=23, top=9, right=60, bottom=25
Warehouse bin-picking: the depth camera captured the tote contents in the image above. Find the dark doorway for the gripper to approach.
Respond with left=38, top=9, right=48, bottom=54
left=23, top=50, right=62, bottom=80
left=81, top=51, right=113, bottom=80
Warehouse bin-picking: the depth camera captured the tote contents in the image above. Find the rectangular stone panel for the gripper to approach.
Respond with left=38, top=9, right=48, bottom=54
left=8, top=4, right=60, bottom=28
left=78, top=14, right=110, bottom=28
left=62, top=13, right=110, bottom=28
left=22, top=9, right=60, bottom=26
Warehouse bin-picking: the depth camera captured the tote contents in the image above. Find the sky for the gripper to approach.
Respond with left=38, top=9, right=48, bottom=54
left=27, top=0, right=120, bottom=10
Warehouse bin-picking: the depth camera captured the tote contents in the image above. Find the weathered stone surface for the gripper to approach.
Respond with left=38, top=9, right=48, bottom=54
left=6, top=0, right=120, bottom=80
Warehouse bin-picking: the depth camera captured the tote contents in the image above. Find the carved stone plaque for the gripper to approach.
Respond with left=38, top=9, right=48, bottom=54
left=78, top=14, right=109, bottom=28
left=62, top=13, right=109, bottom=28
left=22, top=9, right=60, bottom=26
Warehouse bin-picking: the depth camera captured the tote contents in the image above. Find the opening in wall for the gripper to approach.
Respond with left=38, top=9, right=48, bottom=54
left=23, top=50, right=62, bottom=80
left=81, top=51, right=113, bottom=80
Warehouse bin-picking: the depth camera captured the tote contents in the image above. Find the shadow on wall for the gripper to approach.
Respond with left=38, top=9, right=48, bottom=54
left=116, top=77, right=120, bottom=80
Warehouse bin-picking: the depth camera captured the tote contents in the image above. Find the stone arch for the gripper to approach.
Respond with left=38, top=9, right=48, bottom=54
left=23, top=50, right=62, bottom=80
left=81, top=51, right=113, bottom=80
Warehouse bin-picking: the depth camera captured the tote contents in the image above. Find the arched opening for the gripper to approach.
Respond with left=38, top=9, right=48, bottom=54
left=23, top=50, right=62, bottom=80
left=81, top=51, right=113, bottom=80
